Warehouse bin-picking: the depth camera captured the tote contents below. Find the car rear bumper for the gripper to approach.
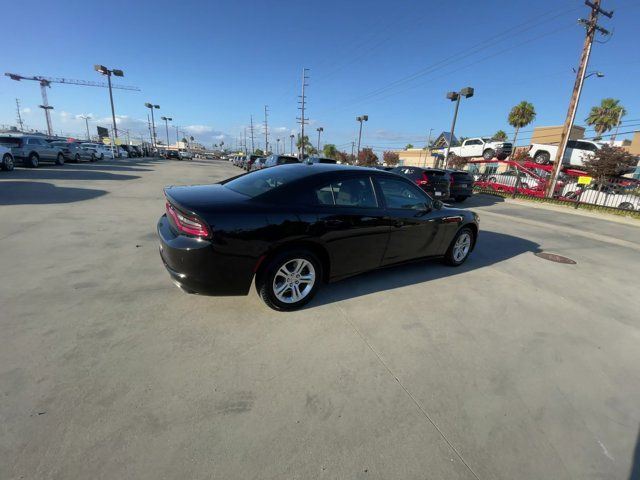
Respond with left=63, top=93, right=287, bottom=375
left=157, top=214, right=254, bottom=296
left=449, top=186, right=473, bottom=197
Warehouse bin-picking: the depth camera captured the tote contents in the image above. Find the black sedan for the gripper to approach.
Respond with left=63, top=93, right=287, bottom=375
left=391, top=166, right=451, bottom=199
left=157, top=164, right=479, bottom=311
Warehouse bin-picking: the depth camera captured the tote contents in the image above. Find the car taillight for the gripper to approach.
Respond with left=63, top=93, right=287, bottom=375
left=416, top=173, right=429, bottom=186
left=165, top=201, right=210, bottom=238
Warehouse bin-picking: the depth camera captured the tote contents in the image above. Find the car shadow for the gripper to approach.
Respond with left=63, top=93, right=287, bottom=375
left=309, top=230, right=540, bottom=309
left=0, top=182, right=107, bottom=205
left=630, top=428, right=640, bottom=480
left=6, top=167, right=140, bottom=182
left=450, top=193, right=505, bottom=208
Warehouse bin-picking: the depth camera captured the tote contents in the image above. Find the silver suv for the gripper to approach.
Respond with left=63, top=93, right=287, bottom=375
left=0, top=135, right=65, bottom=168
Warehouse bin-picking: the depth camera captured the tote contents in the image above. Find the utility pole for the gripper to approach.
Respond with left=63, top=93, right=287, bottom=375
left=244, top=127, right=248, bottom=154
left=356, top=115, right=368, bottom=161
left=250, top=115, right=255, bottom=153
left=147, top=114, right=154, bottom=147
left=15, top=99, right=24, bottom=131
left=264, top=105, right=269, bottom=154
left=290, top=134, right=295, bottom=155
left=297, top=68, right=309, bottom=158
left=351, top=141, right=355, bottom=163
left=79, top=115, right=92, bottom=140
left=546, top=0, right=613, bottom=197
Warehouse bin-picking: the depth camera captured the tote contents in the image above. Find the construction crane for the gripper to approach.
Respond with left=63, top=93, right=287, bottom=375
left=5, top=72, right=141, bottom=137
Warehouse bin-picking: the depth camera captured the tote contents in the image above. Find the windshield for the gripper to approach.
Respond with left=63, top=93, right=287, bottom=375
left=223, top=165, right=309, bottom=197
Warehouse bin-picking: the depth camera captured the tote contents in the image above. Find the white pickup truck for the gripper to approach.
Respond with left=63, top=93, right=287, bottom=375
left=447, top=137, right=513, bottom=161
left=528, top=139, right=601, bottom=166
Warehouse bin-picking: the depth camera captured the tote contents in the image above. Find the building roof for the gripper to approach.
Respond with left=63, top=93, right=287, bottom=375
left=432, top=131, right=458, bottom=148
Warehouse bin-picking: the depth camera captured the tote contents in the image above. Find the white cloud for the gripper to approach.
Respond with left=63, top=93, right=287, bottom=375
left=21, top=107, right=31, bottom=114
left=184, top=125, right=214, bottom=135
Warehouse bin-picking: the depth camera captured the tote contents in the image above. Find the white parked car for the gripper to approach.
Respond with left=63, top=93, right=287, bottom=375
left=562, top=181, right=640, bottom=210
left=447, top=137, right=513, bottom=161
left=528, top=139, right=601, bottom=166
left=178, top=150, right=193, bottom=160
left=486, top=168, right=543, bottom=190
left=80, top=143, right=115, bottom=160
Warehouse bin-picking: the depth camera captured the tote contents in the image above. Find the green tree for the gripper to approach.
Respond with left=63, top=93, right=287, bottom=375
left=254, top=148, right=264, bottom=156
left=585, top=98, right=626, bottom=139
left=358, top=148, right=378, bottom=166
left=383, top=151, right=400, bottom=166
left=322, top=143, right=338, bottom=159
left=405, top=143, right=414, bottom=150
left=493, top=130, right=508, bottom=141
left=296, top=134, right=313, bottom=155
left=508, top=101, right=536, bottom=153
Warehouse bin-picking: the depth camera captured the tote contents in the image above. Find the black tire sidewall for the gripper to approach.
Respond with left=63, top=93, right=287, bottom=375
left=2, top=154, right=14, bottom=171
left=483, top=149, right=495, bottom=160
left=55, top=154, right=65, bottom=165
left=28, top=153, right=39, bottom=168
left=258, top=250, right=322, bottom=311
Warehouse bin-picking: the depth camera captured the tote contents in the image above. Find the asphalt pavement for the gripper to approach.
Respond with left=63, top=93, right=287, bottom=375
left=1, top=158, right=639, bottom=480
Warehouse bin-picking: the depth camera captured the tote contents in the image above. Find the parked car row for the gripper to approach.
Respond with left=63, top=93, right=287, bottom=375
left=0, top=134, right=146, bottom=170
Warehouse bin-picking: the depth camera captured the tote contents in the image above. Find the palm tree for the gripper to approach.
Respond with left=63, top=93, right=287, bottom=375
left=493, top=130, right=507, bottom=141
left=508, top=101, right=536, bottom=156
left=586, top=98, right=626, bottom=139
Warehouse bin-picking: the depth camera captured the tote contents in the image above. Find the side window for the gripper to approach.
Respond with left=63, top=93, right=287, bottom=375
left=577, top=141, right=596, bottom=152
left=313, top=177, right=377, bottom=208
left=378, top=177, right=430, bottom=210
left=566, top=140, right=577, bottom=149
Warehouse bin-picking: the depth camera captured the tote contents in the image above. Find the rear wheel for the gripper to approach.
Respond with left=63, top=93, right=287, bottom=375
left=619, top=202, right=634, bottom=210
left=258, top=250, right=321, bottom=311
left=534, top=151, right=550, bottom=164
left=488, top=176, right=497, bottom=183
left=26, top=152, right=39, bottom=168
left=483, top=149, right=495, bottom=160
left=443, top=227, right=474, bottom=266
left=90, top=153, right=97, bottom=162
left=74, top=154, right=80, bottom=163
left=55, top=153, right=65, bottom=166
left=1, top=154, right=14, bottom=171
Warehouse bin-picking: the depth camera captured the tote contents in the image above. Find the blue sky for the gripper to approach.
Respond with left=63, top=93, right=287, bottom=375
left=2, top=0, right=639, bottom=153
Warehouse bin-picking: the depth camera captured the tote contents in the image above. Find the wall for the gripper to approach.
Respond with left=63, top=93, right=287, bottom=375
left=530, top=125, right=585, bottom=145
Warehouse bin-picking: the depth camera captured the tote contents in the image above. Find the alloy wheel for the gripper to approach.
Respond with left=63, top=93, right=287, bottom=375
left=272, top=259, right=316, bottom=304
left=452, top=232, right=472, bottom=262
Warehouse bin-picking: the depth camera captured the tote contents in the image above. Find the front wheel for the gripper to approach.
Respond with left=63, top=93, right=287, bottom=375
left=26, top=152, right=39, bottom=168
left=258, top=250, right=321, bottom=311
left=483, top=149, right=495, bottom=160
left=2, top=154, right=14, bottom=171
left=74, top=154, right=80, bottom=163
left=55, top=153, right=65, bottom=166
left=534, top=152, right=550, bottom=164
left=90, top=153, right=97, bottom=162
left=619, top=202, right=634, bottom=211
left=443, top=227, right=474, bottom=266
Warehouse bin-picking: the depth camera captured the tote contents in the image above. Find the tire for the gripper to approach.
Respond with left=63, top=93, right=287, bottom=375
left=74, top=154, right=80, bottom=163
left=534, top=151, right=550, bottom=164
left=488, top=176, right=497, bottom=183
left=25, top=152, right=39, bottom=168
left=483, top=149, right=495, bottom=160
left=443, top=227, right=474, bottom=266
left=257, top=250, right=322, bottom=311
left=99, top=153, right=104, bottom=160
left=90, top=153, right=97, bottom=162
left=519, top=182, right=529, bottom=189
left=619, top=202, right=634, bottom=211
left=2, top=154, right=14, bottom=171
left=455, top=196, right=468, bottom=202
left=55, top=153, right=65, bottom=166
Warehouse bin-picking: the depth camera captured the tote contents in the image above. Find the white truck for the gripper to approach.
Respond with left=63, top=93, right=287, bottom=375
left=528, top=139, right=601, bottom=166
left=447, top=137, right=513, bottom=161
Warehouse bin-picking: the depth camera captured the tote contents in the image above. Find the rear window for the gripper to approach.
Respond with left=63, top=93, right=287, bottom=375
left=392, top=167, right=423, bottom=180
left=223, top=165, right=309, bottom=198
left=278, top=156, right=299, bottom=164
left=0, top=137, right=23, bottom=146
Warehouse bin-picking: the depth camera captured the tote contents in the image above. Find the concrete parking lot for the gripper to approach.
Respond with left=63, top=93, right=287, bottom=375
left=1, top=158, right=639, bottom=480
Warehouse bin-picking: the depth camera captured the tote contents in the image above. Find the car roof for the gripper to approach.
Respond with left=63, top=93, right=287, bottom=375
left=271, top=162, right=399, bottom=177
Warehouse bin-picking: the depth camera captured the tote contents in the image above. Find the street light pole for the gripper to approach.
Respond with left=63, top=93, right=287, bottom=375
left=94, top=65, right=124, bottom=141
left=144, top=103, right=160, bottom=153
left=316, top=127, right=323, bottom=153
left=443, top=87, right=474, bottom=168
left=161, top=116, right=172, bottom=156
left=356, top=115, right=368, bottom=161
left=290, top=134, right=294, bottom=155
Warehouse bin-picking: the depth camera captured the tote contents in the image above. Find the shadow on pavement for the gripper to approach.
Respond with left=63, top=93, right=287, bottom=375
left=5, top=167, right=140, bottom=182
left=0, top=182, right=107, bottom=205
left=452, top=193, right=505, bottom=208
left=310, top=230, right=540, bottom=308
left=630, top=429, right=640, bottom=480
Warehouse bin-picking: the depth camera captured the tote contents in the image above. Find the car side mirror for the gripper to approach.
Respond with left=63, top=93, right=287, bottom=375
left=433, top=199, right=444, bottom=210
